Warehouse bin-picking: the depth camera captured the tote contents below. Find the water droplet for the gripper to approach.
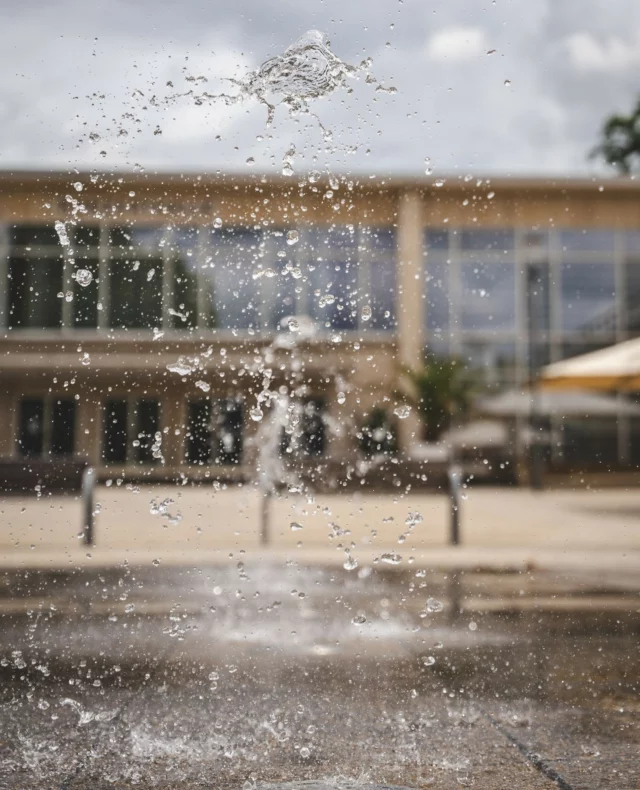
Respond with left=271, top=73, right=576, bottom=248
left=195, top=380, right=210, bottom=392
left=504, top=79, right=511, bottom=87
left=124, top=604, right=135, bottom=614
left=290, top=521, right=303, bottom=531
left=361, top=305, right=372, bottom=322
left=337, top=391, right=346, bottom=405
left=394, top=405, right=411, bottom=419
left=81, top=353, right=91, bottom=367
left=469, top=620, right=478, bottom=631
left=426, top=597, right=444, bottom=613
left=282, top=162, right=294, bottom=177
left=286, top=229, right=299, bottom=245
left=299, top=746, right=311, bottom=759
left=246, top=156, right=255, bottom=166
left=380, top=552, right=402, bottom=565
left=351, top=613, right=367, bottom=625
left=308, top=170, right=322, bottom=183
left=213, top=217, right=223, bottom=229
left=54, top=221, right=70, bottom=247
left=287, top=317, right=299, bottom=332
left=74, top=268, right=93, bottom=288
left=434, top=178, right=445, bottom=188
left=343, top=554, right=358, bottom=571
left=422, top=655, right=436, bottom=666
left=250, top=407, right=264, bottom=422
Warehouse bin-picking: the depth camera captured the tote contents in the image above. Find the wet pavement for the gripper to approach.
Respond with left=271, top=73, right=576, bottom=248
left=0, top=563, right=638, bottom=789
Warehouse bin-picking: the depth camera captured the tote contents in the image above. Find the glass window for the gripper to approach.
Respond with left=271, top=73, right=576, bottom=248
left=523, top=229, right=549, bottom=252
left=50, top=399, right=76, bottom=456
left=560, top=229, right=615, bottom=253
left=186, top=399, right=243, bottom=465
left=108, top=258, right=163, bottom=329
left=172, top=258, right=198, bottom=329
left=560, top=262, right=616, bottom=333
left=524, top=261, right=551, bottom=333
left=309, top=227, right=358, bottom=330
left=102, top=398, right=160, bottom=464
left=561, top=418, right=619, bottom=467
left=425, top=257, right=450, bottom=332
left=103, top=400, right=128, bottom=464
left=460, top=228, right=514, bottom=252
left=16, top=397, right=75, bottom=457
left=369, top=257, right=396, bottom=329
left=260, top=231, right=298, bottom=331
left=201, top=228, right=261, bottom=330
left=625, top=231, right=640, bottom=253
left=624, top=262, right=640, bottom=334
left=72, top=258, right=99, bottom=328
left=17, top=398, right=44, bottom=457
left=460, top=262, right=516, bottom=331
left=366, top=228, right=396, bottom=330
left=560, top=339, right=616, bottom=360
left=425, top=229, right=449, bottom=250
left=171, top=228, right=199, bottom=329
left=109, top=226, right=168, bottom=253
left=186, top=399, right=213, bottom=465
left=8, top=257, right=63, bottom=329
left=72, top=225, right=100, bottom=250
left=10, top=224, right=60, bottom=247
left=133, top=399, right=160, bottom=464
left=460, top=340, right=517, bottom=388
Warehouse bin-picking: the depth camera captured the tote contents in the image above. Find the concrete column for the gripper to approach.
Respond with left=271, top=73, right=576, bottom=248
left=396, top=190, right=425, bottom=453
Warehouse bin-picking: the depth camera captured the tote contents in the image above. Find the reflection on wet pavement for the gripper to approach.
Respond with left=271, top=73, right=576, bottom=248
left=0, top=563, right=638, bottom=789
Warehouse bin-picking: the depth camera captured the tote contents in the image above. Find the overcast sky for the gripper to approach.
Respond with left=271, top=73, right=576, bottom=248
left=1, top=0, right=639, bottom=178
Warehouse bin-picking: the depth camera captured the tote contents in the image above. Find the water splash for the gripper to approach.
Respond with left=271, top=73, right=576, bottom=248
left=165, top=30, right=394, bottom=127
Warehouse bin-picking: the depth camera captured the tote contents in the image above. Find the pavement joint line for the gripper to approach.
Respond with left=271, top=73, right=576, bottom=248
left=484, top=712, right=574, bottom=790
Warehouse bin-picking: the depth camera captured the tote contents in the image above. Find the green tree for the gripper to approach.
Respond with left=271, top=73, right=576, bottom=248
left=591, top=98, right=640, bottom=174
left=400, top=357, right=473, bottom=442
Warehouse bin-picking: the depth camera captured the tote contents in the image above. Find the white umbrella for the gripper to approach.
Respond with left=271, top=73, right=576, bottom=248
left=476, top=388, right=640, bottom=417
left=540, top=337, right=640, bottom=391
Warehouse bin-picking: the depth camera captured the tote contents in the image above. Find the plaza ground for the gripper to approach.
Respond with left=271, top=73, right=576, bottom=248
left=2, top=484, right=640, bottom=579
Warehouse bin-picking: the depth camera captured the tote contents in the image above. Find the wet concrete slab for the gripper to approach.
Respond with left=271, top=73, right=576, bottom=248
left=0, top=563, right=638, bottom=789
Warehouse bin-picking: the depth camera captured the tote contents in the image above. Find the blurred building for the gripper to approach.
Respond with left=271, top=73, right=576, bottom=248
left=1, top=171, right=640, bottom=480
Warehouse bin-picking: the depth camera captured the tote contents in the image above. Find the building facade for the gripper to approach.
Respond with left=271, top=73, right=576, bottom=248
left=1, top=171, right=640, bottom=480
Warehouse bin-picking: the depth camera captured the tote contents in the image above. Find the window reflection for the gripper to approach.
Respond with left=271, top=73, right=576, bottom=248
left=460, top=340, right=517, bottom=387
left=425, top=229, right=449, bottom=250
left=624, top=262, right=640, bottom=335
left=8, top=257, right=64, bottom=329
left=425, top=257, right=450, bottom=333
left=203, top=228, right=261, bottom=330
left=560, top=229, right=615, bottom=252
left=560, top=262, right=615, bottom=333
left=460, top=262, right=515, bottom=331
left=460, top=228, right=514, bottom=252
left=108, top=258, right=163, bottom=329
left=309, top=227, right=358, bottom=330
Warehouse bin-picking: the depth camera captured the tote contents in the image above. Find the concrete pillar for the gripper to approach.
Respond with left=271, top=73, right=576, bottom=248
left=396, top=190, right=425, bottom=453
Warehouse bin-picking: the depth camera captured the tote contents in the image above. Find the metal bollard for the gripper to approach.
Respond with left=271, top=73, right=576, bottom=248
left=81, top=467, right=96, bottom=546
left=447, top=463, right=462, bottom=546
left=260, top=490, right=272, bottom=546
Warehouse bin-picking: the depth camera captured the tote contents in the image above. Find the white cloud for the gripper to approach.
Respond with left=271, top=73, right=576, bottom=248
left=566, top=31, right=640, bottom=72
left=426, top=27, right=487, bottom=62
